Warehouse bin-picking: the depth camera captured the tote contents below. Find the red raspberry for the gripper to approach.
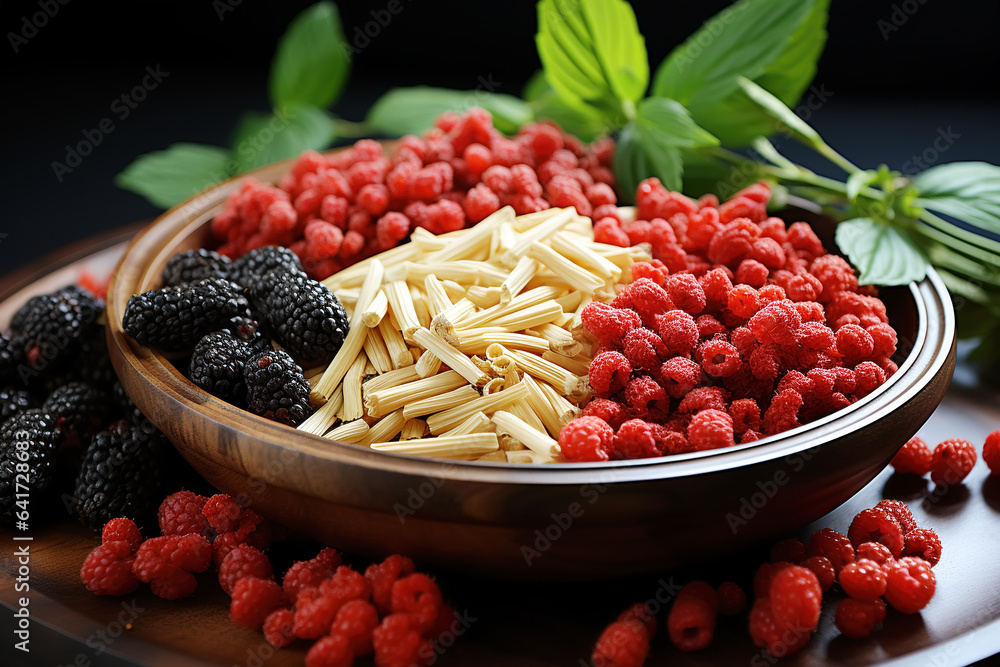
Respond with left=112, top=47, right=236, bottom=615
left=748, top=300, right=801, bottom=346
left=708, top=218, right=760, bottom=265
left=304, top=220, right=344, bottom=258
left=699, top=339, right=742, bottom=377
left=320, top=195, right=349, bottom=227
left=758, top=284, right=787, bottom=303
left=696, top=314, right=728, bottom=339
left=592, top=620, right=650, bottom=667
left=376, top=212, right=411, bottom=250
left=687, top=409, right=734, bottom=451
left=657, top=310, right=699, bottom=356
left=797, top=322, right=835, bottom=351
left=728, top=284, right=759, bottom=318
left=618, top=278, right=674, bottom=327
left=836, top=324, right=875, bottom=360
left=613, top=419, right=660, bottom=460
left=848, top=507, right=904, bottom=557
left=855, top=542, right=894, bottom=566
left=786, top=222, right=825, bottom=257
left=81, top=541, right=139, bottom=596
left=390, top=573, right=442, bottom=634
left=677, top=386, right=729, bottom=414
left=762, top=389, right=803, bottom=435
left=748, top=597, right=810, bottom=657
left=902, top=528, right=942, bottom=566
left=799, top=556, right=835, bottom=591
left=623, top=376, right=666, bottom=416
left=839, top=558, right=888, bottom=600
left=622, top=327, right=668, bottom=372
left=659, top=357, right=702, bottom=399
left=891, top=436, right=932, bottom=475
left=219, top=544, right=274, bottom=596
left=884, top=556, right=936, bottom=613
left=667, top=581, right=717, bottom=652
left=133, top=534, right=212, bottom=600
left=263, top=608, right=295, bottom=648
left=750, top=237, right=786, bottom=270
left=617, top=602, right=657, bottom=640
left=102, top=518, right=142, bottom=552
left=582, top=302, right=642, bottom=348
left=284, top=559, right=335, bottom=600
left=313, top=547, right=342, bottom=570
left=373, top=614, right=431, bottom=667
left=230, top=577, right=287, bottom=631
left=719, top=196, right=767, bottom=223
left=202, top=493, right=243, bottom=533
left=736, top=259, right=769, bottom=288
left=753, top=561, right=791, bottom=597
left=853, top=361, right=886, bottom=396
left=729, top=399, right=762, bottom=434
left=212, top=531, right=247, bottom=568
left=593, top=217, right=631, bottom=247
left=332, top=599, right=380, bottom=656
left=760, top=217, right=787, bottom=243
left=580, top=398, right=626, bottom=430
left=559, top=416, right=615, bottom=462
left=463, top=143, right=492, bottom=174
left=699, top=268, right=734, bottom=306
left=589, top=351, right=632, bottom=396
left=511, top=164, right=543, bottom=197
left=586, top=182, right=617, bottom=207
left=770, top=538, right=805, bottom=564
left=930, top=438, right=977, bottom=485
left=630, top=261, right=667, bottom=287
left=425, top=199, right=465, bottom=234
left=875, top=499, right=917, bottom=534
left=158, top=490, right=209, bottom=537
left=985, top=430, right=1000, bottom=474
left=835, top=598, right=886, bottom=639
left=305, top=634, right=354, bottom=667
left=806, top=528, right=855, bottom=574
left=464, top=183, right=501, bottom=223
left=811, top=254, right=858, bottom=300
left=666, top=273, right=707, bottom=315
left=867, top=323, right=898, bottom=357
left=365, top=555, right=417, bottom=615
left=716, top=582, right=746, bottom=616
left=769, top=565, right=822, bottom=633
left=357, top=183, right=389, bottom=216
left=294, top=570, right=368, bottom=640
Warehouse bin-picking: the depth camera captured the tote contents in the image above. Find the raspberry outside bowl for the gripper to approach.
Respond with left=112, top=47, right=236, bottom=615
left=105, top=155, right=956, bottom=580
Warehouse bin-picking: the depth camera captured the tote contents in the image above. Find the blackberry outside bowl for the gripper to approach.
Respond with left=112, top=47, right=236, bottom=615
left=104, top=157, right=955, bottom=579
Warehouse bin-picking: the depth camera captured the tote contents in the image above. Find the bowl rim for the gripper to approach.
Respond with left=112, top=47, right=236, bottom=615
left=105, top=155, right=956, bottom=488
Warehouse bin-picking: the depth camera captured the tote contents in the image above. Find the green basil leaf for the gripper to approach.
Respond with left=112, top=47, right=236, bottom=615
left=913, top=161, right=1000, bottom=235
left=636, top=97, right=719, bottom=150
left=536, top=0, right=647, bottom=116
left=366, top=87, right=533, bottom=136
left=652, top=0, right=815, bottom=106
left=269, top=2, right=350, bottom=111
left=115, top=143, right=231, bottom=208
left=835, top=217, right=929, bottom=286
left=230, top=105, right=335, bottom=173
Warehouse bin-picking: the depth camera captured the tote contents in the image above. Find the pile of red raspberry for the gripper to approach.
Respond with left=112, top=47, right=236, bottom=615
left=590, top=499, right=940, bottom=665
left=80, top=491, right=457, bottom=667
left=560, top=179, right=897, bottom=462
left=891, top=432, right=1000, bottom=483
left=210, top=108, right=615, bottom=280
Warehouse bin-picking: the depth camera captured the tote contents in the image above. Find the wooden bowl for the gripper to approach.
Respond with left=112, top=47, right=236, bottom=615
left=105, top=159, right=956, bottom=579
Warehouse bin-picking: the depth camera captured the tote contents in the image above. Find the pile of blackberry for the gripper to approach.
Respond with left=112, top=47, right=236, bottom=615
left=1, top=284, right=193, bottom=531
left=122, top=246, right=350, bottom=427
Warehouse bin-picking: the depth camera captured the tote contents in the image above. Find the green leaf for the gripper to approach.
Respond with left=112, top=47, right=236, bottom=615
left=613, top=99, right=718, bottom=196
left=835, top=218, right=929, bottom=286
left=523, top=71, right=607, bottom=141
left=230, top=105, right=335, bottom=173
left=913, top=161, right=1000, bottom=235
left=613, top=122, right=658, bottom=202
left=652, top=0, right=827, bottom=146
left=115, top=143, right=231, bottom=208
left=736, top=77, right=820, bottom=143
left=366, top=87, right=533, bottom=136
left=846, top=170, right=878, bottom=203
left=536, top=0, right=647, bottom=117
left=269, top=2, right=350, bottom=111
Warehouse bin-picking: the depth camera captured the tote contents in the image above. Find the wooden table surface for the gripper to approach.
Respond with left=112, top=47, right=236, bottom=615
left=1, top=231, right=999, bottom=667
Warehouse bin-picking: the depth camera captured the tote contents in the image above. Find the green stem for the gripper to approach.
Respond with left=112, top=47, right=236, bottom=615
left=919, top=210, right=1000, bottom=255
left=812, top=140, right=862, bottom=175
left=332, top=118, right=371, bottom=139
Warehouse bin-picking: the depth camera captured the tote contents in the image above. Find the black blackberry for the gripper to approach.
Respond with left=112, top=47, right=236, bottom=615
left=0, top=333, right=22, bottom=382
left=121, top=277, right=252, bottom=352
left=188, top=329, right=270, bottom=404
left=38, top=324, right=116, bottom=394
left=250, top=271, right=349, bottom=365
left=162, top=248, right=233, bottom=287
left=0, top=386, right=39, bottom=423
left=72, top=421, right=170, bottom=530
left=228, top=245, right=305, bottom=289
left=244, top=349, right=312, bottom=426
left=0, top=409, right=62, bottom=524
left=42, top=382, right=109, bottom=447
left=111, top=380, right=157, bottom=434
left=9, top=286, right=103, bottom=378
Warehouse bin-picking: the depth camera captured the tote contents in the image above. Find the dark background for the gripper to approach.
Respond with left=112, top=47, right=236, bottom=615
left=1, top=0, right=998, bottom=273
